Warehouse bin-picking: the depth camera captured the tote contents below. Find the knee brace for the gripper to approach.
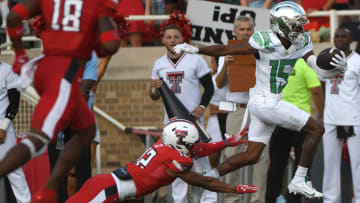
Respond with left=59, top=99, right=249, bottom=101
left=20, top=132, right=49, bottom=158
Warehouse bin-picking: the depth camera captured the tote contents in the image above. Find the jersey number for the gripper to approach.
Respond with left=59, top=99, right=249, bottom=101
left=269, top=59, right=296, bottom=93
left=136, top=148, right=157, bottom=169
left=51, top=0, right=83, bottom=32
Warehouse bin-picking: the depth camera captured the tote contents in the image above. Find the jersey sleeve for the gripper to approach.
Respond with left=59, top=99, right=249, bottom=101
left=168, top=156, right=193, bottom=173
left=196, top=56, right=211, bottom=79
left=151, top=59, right=161, bottom=80
left=3, top=63, right=19, bottom=89
left=98, top=0, right=118, bottom=18
left=300, top=32, right=313, bottom=56
left=249, top=31, right=273, bottom=52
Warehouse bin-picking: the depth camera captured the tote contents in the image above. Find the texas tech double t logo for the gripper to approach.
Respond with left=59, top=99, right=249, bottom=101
left=167, top=72, right=184, bottom=93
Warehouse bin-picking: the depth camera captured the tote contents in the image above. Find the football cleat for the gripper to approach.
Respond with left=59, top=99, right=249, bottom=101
left=306, top=181, right=324, bottom=198
left=288, top=181, right=316, bottom=198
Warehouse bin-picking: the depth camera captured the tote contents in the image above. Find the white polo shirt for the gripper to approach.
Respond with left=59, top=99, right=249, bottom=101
left=0, top=61, right=19, bottom=119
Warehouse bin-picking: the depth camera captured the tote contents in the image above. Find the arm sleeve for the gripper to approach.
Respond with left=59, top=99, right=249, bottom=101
left=6, top=89, right=20, bottom=120
left=193, top=141, right=226, bottom=158
left=4, top=63, right=20, bottom=120
left=199, top=73, right=214, bottom=107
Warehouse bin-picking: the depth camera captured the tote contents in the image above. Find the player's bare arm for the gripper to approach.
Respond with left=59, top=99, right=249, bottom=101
left=148, top=78, right=162, bottom=100
left=174, top=42, right=257, bottom=56
left=167, top=168, right=258, bottom=194
left=7, top=0, right=40, bottom=51
left=97, top=17, right=120, bottom=55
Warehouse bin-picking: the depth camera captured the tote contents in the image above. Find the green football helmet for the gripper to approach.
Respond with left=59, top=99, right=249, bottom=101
left=270, top=1, right=309, bottom=42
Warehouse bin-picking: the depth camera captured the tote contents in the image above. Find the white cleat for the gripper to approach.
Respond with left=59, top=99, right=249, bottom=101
left=288, top=181, right=316, bottom=198
left=307, top=181, right=324, bottom=198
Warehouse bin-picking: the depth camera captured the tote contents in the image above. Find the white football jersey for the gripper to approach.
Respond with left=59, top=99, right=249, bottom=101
left=248, top=30, right=313, bottom=95
left=151, top=53, right=210, bottom=124
left=0, top=61, right=19, bottom=119
left=324, top=51, right=360, bottom=125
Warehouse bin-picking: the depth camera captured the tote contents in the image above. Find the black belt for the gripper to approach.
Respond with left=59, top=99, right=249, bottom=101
left=236, top=103, right=247, bottom=108
left=113, top=166, right=133, bottom=180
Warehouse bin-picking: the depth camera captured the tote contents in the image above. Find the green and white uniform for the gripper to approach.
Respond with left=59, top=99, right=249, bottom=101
left=246, top=30, right=313, bottom=144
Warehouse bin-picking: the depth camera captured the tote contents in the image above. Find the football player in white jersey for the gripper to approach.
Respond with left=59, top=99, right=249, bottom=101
left=173, top=1, right=347, bottom=199
left=322, top=27, right=360, bottom=203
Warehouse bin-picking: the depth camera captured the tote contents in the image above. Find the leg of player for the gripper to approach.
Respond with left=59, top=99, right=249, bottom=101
left=288, top=117, right=324, bottom=198
left=45, top=124, right=96, bottom=191
left=216, top=141, right=265, bottom=176
left=0, top=128, right=49, bottom=177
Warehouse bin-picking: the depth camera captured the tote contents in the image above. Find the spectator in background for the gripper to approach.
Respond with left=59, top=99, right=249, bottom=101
left=322, top=27, right=360, bottom=203
left=149, top=24, right=215, bottom=203
left=265, top=58, right=324, bottom=203
left=0, top=0, right=8, bottom=28
left=299, top=0, right=335, bottom=42
left=118, top=0, right=145, bottom=47
left=206, top=56, right=228, bottom=169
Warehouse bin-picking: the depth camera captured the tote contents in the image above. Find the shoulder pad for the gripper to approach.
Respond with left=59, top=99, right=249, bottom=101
left=249, top=31, right=275, bottom=51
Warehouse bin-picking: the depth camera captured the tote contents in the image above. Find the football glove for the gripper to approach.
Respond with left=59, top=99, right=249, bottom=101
left=236, top=184, right=258, bottom=194
left=330, top=48, right=347, bottom=73
left=173, top=43, right=199, bottom=54
left=225, top=127, right=248, bottom=147
left=12, top=49, right=28, bottom=75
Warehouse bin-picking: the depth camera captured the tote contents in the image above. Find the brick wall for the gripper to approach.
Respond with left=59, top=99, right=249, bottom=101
left=95, top=80, right=163, bottom=170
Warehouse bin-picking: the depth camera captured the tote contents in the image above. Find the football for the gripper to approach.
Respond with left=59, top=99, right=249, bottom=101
left=316, top=48, right=342, bottom=70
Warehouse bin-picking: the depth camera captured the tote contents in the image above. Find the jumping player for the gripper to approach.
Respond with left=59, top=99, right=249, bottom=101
left=174, top=1, right=347, bottom=198
left=66, top=119, right=258, bottom=203
left=1, top=0, right=120, bottom=201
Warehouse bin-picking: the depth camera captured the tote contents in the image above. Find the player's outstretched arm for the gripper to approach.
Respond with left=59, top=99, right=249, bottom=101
left=174, top=42, right=257, bottom=56
left=303, top=51, right=346, bottom=78
left=167, top=169, right=258, bottom=194
left=193, top=132, right=247, bottom=158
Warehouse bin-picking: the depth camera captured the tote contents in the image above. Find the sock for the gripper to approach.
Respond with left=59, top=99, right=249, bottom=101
left=292, top=166, right=308, bottom=183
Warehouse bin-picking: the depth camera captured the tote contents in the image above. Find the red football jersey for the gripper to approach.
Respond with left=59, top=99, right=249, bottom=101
left=126, top=140, right=193, bottom=197
left=38, top=0, right=116, bottom=59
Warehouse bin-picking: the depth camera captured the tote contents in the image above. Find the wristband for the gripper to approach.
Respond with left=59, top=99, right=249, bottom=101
left=7, top=26, right=24, bottom=38
left=12, top=3, right=30, bottom=20
left=199, top=105, right=206, bottom=110
left=99, top=30, right=120, bottom=44
left=0, top=118, right=11, bottom=130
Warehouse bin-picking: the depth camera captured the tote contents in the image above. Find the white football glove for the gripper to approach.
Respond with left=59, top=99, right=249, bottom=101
left=329, top=48, right=347, bottom=73
left=173, top=43, right=199, bottom=54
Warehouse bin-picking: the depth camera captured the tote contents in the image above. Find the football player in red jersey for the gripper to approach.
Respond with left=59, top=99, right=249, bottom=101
left=1, top=0, right=120, bottom=201
left=66, top=119, right=258, bottom=203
